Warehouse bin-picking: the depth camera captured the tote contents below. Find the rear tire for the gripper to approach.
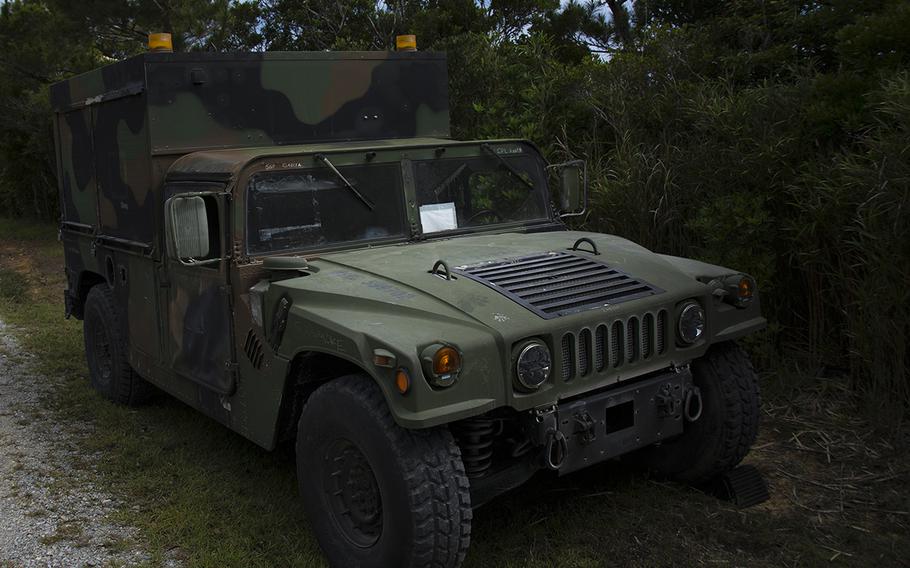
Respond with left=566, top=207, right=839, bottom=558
left=296, top=375, right=471, bottom=568
left=637, top=342, right=760, bottom=483
left=83, top=284, right=153, bottom=406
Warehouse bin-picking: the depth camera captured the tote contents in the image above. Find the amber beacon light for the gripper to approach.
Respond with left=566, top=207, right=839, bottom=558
left=148, top=33, right=173, bottom=53
left=396, top=34, right=417, bottom=51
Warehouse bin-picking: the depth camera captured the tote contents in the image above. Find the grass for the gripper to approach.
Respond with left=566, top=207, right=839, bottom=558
left=0, top=218, right=908, bottom=567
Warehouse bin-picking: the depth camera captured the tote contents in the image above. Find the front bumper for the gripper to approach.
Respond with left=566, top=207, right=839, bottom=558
left=536, top=368, right=696, bottom=475
left=468, top=367, right=700, bottom=506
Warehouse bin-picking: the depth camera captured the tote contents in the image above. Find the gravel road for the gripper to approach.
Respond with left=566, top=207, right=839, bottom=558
left=0, top=318, right=151, bottom=567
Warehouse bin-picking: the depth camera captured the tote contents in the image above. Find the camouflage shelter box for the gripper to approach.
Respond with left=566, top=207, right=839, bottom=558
left=52, top=46, right=768, bottom=568
left=50, top=51, right=450, bottom=249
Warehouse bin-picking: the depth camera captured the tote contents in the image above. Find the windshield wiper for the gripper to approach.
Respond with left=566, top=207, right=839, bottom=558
left=315, top=154, right=374, bottom=210
left=480, top=144, right=536, bottom=191
left=431, top=163, right=468, bottom=198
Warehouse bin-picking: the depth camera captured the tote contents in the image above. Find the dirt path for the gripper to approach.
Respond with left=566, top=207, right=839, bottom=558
left=0, top=318, right=150, bottom=567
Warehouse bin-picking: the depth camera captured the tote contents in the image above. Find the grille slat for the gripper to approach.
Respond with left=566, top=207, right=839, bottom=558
left=626, top=317, right=638, bottom=363
left=456, top=251, right=662, bottom=319
left=561, top=333, right=575, bottom=381
left=560, top=309, right=669, bottom=380
left=642, top=313, right=654, bottom=358
left=657, top=311, right=667, bottom=354
left=611, top=321, right=623, bottom=367
left=579, top=329, right=592, bottom=377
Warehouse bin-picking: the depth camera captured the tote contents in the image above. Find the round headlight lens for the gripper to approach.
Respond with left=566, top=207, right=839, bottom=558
left=516, top=342, right=551, bottom=390
left=678, top=302, right=706, bottom=344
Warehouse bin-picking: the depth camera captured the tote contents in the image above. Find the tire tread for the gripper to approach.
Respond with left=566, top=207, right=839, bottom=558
left=299, top=376, right=471, bottom=568
left=84, top=285, right=153, bottom=406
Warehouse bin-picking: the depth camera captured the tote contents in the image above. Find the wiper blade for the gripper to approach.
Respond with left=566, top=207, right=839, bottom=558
left=315, top=153, right=374, bottom=210
left=431, top=163, right=468, bottom=198
left=480, top=144, right=535, bottom=191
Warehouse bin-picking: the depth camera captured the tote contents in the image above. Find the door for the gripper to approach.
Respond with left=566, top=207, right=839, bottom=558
left=163, top=189, right=236, bottom=395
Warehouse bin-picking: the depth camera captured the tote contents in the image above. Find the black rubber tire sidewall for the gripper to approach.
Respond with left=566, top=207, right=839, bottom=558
left=296, top=375, right=470, bottom=568
left=637, top=341, right=760, bottom=484
left=82, top=284, right=152, bottom=406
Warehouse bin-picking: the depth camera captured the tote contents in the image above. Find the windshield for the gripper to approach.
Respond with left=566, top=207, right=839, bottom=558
left=246, top=164, right=406, bottom=254
left=414, top=149, right=550, bottom=234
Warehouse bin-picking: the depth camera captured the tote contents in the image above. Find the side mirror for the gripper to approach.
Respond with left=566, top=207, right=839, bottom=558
left=165, top=195, right=216, bottom=264
left=550, top=159, right=587, bottom=218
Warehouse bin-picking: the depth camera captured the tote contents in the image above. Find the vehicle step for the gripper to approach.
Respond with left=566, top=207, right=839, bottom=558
left=702, top=464, right=770, bottom=509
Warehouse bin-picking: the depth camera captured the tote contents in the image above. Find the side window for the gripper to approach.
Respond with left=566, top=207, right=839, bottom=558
left=166, top=194, right=221, bottom=265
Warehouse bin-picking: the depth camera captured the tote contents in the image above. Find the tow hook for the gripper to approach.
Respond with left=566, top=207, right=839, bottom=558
left=531, top=405, right=568, bottom=471
left=684, top=385, right=703, bottom=422
left=544, top=430, right=568, bottom=470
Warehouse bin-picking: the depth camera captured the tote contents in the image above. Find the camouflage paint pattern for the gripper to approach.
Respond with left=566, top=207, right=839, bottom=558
left=52, top=53, right=764, bottom=453
left=51, top=52, right=452, bottom=441
left=52, top=51, right=449, bottom=247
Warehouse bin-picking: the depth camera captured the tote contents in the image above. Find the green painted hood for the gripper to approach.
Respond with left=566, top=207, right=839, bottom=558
left=265, top=229, right=764, bottom=429
left=279, top=230, right=708, bottom=337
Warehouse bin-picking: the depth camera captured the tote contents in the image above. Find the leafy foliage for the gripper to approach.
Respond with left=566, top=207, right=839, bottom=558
left=0, top=0, right=906, bottom=421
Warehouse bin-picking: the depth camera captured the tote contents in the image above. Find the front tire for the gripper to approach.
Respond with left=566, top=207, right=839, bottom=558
left=296, top=375, right=472, bottom=568
left=83, top=284, right=153, bottom=406
left=637, top=342, right=760, bottom=483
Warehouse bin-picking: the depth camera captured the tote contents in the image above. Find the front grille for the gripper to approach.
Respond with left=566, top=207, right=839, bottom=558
left=560, top=309, right=669, bottom=381
left=454, top=251, right=663, bottom=319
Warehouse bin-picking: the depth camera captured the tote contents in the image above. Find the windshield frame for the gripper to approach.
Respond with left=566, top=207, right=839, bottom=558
left=412, top=142, right=553, bottom=239
left=238, top=139, right=559, bottom=257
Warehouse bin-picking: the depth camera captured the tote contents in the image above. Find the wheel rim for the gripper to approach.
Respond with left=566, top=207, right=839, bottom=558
left=322, top=438, right=383, bottom=548
left=89, top=311, right=113, bottom=388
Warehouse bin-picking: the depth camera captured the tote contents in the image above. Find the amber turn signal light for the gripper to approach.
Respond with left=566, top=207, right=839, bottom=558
left=395, top=368, right=410, bottom=394
left=433, top=346, right=461, bottom=376
left=421, top=343, right=462, bottom=388
left=723, top=274, right=756, bottom=308
left=738, top=276, right=754, bottom=299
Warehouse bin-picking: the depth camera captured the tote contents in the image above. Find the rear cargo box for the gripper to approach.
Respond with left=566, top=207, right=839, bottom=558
left=50, top=51, right=450, bottom=249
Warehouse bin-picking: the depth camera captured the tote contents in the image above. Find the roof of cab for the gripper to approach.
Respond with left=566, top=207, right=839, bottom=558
left=165, top=138, right=532, bottom=182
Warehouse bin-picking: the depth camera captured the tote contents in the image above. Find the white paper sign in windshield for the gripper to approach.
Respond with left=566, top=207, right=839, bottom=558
left=419, top=202, right=458, bottom=233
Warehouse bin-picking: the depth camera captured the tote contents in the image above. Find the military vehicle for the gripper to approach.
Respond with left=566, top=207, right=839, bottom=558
left=51, top=33, right=764, bottom=568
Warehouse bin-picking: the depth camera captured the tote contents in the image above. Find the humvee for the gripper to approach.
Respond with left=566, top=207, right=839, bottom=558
left=51, top=36, right=764, bottom=567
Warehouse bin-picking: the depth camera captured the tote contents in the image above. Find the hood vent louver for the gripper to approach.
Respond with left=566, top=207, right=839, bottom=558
left=243, top=329, right=265, bottom=369
left=454, top=251, right=662, bottom=319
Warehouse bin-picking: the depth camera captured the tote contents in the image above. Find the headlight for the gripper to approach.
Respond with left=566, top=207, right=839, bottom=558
left=515, top=341, right=551, bottom=390
left=421, top=344, right=462, bottom=388
left=677, top=302, right=705, bottom=344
